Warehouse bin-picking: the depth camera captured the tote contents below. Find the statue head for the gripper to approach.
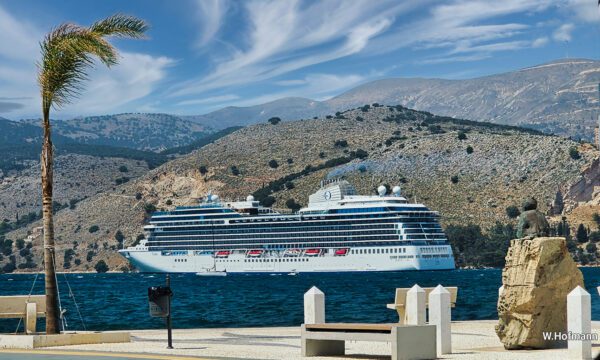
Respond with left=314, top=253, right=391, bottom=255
left=522, top=197, right=537, bottom=212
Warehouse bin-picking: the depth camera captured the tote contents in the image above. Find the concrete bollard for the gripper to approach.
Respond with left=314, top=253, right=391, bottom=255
left=406, top=284, right=426, bottom=325
left=429, top=285, right=451, bottom=355
left=567, top=286, right=592, bottom=360
left=304, top=286, right=325, bottom=324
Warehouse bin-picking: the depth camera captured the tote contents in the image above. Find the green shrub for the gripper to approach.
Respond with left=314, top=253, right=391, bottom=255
left=230, top=165, right=240, bottom=176
left=115, top=230, right=125, bottom=244
left=505, top=205, right=520, bottom=219
left=285, top=199, right=301, bottom=211
left=466, top=145, right=474, bottom=154
left=334, top=139, right=348, bottom=148
left=569, top=147, right=581, bottom=160
left=268, top=160, right=279, bottom=168
left=199, top=165, right=207, bottom=175
left=451, top=175, right=459, bottom=184
left=144, top=203, right=156, bottom=214
left=118, top=165, right=128, bottom=173
left=268, top=117, right=281, bottom=125
left=94, top=260, right=109, bottom=273
left=457, top=131, right=467, bottom=140
left=135, top=193, right=142, bottom=200
left=88, top=225, right=99, bottom=233
left=586, top=242, right=597, bottom=254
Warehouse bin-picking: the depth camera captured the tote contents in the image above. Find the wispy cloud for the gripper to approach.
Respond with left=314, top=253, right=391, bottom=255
left=170, top=0, right=414, bottom=98
left=195, top=0, right=228, bottom=47
left=176, top=94, right=240, bottom=106
left=532, top=36, right=549, bottom=48
left=0, top=4, right=173, bottom=118
left=553, top=23, right=574, bottom=42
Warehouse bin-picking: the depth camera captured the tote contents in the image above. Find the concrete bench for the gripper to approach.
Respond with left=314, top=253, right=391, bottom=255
left=301, top=323, right=436, bottom=360
left=0, top=295, right=46, bottom=334
left=387, top=287, right=457, bottom=324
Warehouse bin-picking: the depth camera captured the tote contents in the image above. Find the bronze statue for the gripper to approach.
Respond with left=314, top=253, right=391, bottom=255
left=516, top=197, right=550, bottom=238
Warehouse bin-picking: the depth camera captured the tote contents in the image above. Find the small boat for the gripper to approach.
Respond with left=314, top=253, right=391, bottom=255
left=304, top=249, right=321, bottom=256
left=287, top=270, right=298, bottom=276
left=215, top=251, right=230, bottom=258
left=334, top=248, right=348, bottom=256
left=284, top=248, right=301, bottom=257
left=247, top=249, right=263, bottom=257
left=196, top=270, right=227, bottom=277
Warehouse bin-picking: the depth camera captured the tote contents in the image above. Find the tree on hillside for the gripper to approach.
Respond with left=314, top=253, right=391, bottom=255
left=576, top=224, right=588, bottom=243
left=593, top=213, right=600, bottom=228
left=505, top=205, right=520, bottom=219
left=37, top=14, right=147, bottom=333
left=268, top=117, right=281, bottom=125
left=94, top=260, right=109, bottom=273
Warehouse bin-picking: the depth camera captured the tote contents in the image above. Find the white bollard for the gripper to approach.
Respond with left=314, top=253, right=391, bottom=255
left=567, top=286, right=592, bottom=360
left=304, top=286, right=325, bottom=324
left=429, top=285, right=452, bottom=355
left=498, top=285, right=504, bottom=298
left=597, top=286, right=600, bottom=296
left=406, top=284, right=426, bottom=325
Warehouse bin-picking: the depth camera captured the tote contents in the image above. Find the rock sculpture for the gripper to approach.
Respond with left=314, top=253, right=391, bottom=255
left=515, top=197, right=549, bottom=238
left=496, top=237, right=584, bottom=349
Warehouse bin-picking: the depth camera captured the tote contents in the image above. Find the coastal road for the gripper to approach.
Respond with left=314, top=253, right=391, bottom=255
left=0, top=350, right=216, bottom=360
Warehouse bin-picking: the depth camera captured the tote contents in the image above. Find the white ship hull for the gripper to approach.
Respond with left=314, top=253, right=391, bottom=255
left=120, top=244, right=455, bottom=273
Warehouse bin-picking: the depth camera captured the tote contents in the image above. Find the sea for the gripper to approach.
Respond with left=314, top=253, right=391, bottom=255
left=1, top=268, right=600, bottom=333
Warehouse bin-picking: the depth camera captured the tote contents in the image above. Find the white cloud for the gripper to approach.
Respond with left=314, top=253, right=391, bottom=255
left=532, top=36, right=549, bottom=48
left=170, top=0, right=413, bottom=97
left=195, top=0, right=229, bottom=47
left=564, top=0, right=600, bottom=23
left=0, top=4, right=173, bottom=119
left=176, top=94, right=240, bottom=106
left=57, top=52, right=174, bottom=116
left=553, top=23, right=574, bottom=42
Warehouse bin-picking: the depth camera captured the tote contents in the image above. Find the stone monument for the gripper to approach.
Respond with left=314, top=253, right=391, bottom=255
left=495, top=236, right=584, bottom=349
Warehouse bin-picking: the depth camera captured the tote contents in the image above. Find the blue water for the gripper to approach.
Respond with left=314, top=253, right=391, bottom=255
left=1, top=268, right=600, bottom=333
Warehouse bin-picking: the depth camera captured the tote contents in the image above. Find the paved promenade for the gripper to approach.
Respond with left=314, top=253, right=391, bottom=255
left=1, top=320, right=600, bottom=359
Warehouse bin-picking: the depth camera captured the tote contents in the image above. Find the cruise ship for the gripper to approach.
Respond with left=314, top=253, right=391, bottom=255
left=119, top=180, right=455, bottom=273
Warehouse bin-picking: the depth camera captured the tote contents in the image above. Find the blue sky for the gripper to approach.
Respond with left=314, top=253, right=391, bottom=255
left=0, top=0, right=598, bottom=119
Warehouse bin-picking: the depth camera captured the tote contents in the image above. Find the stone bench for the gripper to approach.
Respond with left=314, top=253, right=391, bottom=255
left=387, top=286, right=457, bottom=324
left=301, top=323, right=436, bottom=360
left=0, top=295, right=46, bottom=334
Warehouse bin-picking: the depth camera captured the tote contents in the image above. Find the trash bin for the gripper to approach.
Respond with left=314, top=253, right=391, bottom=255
left=148, top=286, right=172, bottom=317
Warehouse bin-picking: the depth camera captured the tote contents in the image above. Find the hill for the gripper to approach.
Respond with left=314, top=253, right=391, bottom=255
left=22, top=113, right=212, bottom=151
left=185, top=59, right=599, bottom=140
left=1, top=105, right=595, bottom=273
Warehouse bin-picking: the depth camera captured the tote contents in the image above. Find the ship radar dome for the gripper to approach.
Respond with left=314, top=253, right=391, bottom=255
left=211, top=194, right=219, bottom=202
left=392, top=186, right=401, bottom=196
left=377, top=185, right=387, bottom=196
left=246, top=195, right=255, bottom=202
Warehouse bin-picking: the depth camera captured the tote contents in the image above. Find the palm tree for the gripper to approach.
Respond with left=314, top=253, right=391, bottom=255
left=38, top=14, right=147, bottom=334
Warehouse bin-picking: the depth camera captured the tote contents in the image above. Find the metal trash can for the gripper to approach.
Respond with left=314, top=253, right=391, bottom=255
left=148, top=286, right=172, bottom=318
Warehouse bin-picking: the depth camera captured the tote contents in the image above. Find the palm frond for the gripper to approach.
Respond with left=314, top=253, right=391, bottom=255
left=90, top=14, right=148, bottom=38
left=37, top=15, right=148, bottom=111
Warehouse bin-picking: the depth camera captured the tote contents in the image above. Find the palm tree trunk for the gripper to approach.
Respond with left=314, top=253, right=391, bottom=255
left=41, top=109, right=60, bottom=334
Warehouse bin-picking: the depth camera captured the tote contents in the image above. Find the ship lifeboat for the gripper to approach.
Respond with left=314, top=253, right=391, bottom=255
left=215, top=251, right=230, bottom=258
left=284, top=248, right=301, bottom=257
left=304, top=249, right=321, bottom=256
left=334, top=248, right=348, bottom=256
left=247, top=249, right=263, bottom=257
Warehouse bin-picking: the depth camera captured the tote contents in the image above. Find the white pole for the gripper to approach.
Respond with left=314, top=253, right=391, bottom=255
left=429, top=285, right=452, bottom=355
left=304, top=286, right=325, bottom=324
left=406, top=284, right=426, bottom=325
left=567, top=286, right=592, bottom=360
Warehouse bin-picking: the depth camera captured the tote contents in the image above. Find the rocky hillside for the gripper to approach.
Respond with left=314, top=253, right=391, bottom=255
left=0, top=154, right=150, bottom=223
left=1, top=104, right=595, bottom=272
left=22, top=113, right=212, bottom=151
left=186, top=59, right=599, bottom=140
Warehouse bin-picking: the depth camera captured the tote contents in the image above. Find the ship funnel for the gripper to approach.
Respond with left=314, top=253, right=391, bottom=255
left=377, top=185, right=387, bottom=196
